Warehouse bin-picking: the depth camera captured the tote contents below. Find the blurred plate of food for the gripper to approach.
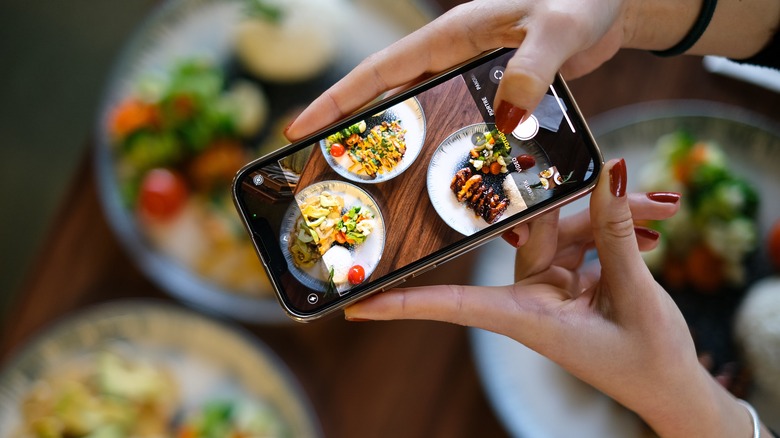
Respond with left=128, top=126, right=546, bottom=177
left=319, top=97, right=426, bottom=183
left=427, top=123, right=551, bottom=235
left=94, top=0, right=429, bottom=323
left=279, top=180, right=384, bottom=294
left=0, top=300, right=321, bottom=437
left=469, top=100, right=780, bottom=436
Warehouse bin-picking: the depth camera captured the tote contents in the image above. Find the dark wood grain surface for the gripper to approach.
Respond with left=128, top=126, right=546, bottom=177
left=3, top=6, right=780, bottom=437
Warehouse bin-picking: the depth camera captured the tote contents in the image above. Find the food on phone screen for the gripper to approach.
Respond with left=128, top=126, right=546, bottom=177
left=348, top=265, right=365, bottom=285
left=326, top=119, right=407, bottom=178
left=289, top=191, right=376, bottom=283
left=640, top=131, right=760, bottom=293
left=532, top=166, right=575, bottom=191
left=515, top=154, right=536, bottom=171
left=450, top=167, right=510, bottom=224
left=289, top=191, right=345, bottom=267
left=329, top=142, right=346, bottom=157
left=469, top=128, right=511, bottom=175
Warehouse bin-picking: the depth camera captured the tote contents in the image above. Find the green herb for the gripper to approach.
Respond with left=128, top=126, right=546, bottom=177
left=325, top=267, right=337, bottom=295
left=245, top=0, right=283, bottom=23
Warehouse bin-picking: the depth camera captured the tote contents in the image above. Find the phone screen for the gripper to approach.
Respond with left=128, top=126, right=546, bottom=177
left=234, top=48, right=602, bottom=320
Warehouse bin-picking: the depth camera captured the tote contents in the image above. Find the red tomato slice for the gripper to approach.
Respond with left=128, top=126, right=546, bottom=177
left=138, top=168, right=188, bottom=222
left=348, top=265, right=365, bottom=285
left=330, top=143, right=346, bottom=157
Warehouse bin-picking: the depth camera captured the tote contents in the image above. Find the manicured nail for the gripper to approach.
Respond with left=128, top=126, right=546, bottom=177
left=634, top=226, right=660, bottom=241
left=283, top=118, right=297, bottom=138
left=495, top=101, right=527, bottom=134
left=345, top=315, right=372, bottom=322
left=647, top=191, right=681, bottom=204
left=609, top=158, right=627, bottom=197
left=501, top=229, right=520, bottom=248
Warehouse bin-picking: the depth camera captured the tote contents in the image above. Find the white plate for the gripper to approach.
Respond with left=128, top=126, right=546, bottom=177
left=426, top=123, right=551, bottom=236
left=93, top=0, right=425, bottom=323
left=0, top=301, right=321, bottom=437
left=320, top=97, right=426, bottom=183
left=470, top=101, right=780, bottom=437
left=279, top=180, right=385, bottom=294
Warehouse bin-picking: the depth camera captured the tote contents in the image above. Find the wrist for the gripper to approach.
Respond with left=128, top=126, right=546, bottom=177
left=622, top=0, right=780, bottom=58
left=622, top=0, right=703, bottom=51
left=636, top=366, right=753, bottom=437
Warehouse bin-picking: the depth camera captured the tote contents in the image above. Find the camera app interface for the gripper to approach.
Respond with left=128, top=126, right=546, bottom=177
left=237, top=49, right=597, bottom=313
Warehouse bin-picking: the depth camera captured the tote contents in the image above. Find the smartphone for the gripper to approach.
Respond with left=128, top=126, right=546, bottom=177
left=233, top=47, right=603, bottom=322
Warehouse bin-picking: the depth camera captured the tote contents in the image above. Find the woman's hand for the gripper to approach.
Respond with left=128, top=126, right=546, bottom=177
left=285, top=0, right=630, bottom=139
left=284, top=0, right=776, bottom=141
left=343, top=159, right=756, bottom=437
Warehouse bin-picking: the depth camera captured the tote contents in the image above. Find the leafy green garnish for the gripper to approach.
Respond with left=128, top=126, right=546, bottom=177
left=245, top=0, right=283, bottom=23
left=325, top=267, right=337, bottom=295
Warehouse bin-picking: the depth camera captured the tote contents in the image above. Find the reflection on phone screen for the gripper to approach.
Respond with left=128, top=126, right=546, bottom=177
left=236, top=49, right=598, bottom=316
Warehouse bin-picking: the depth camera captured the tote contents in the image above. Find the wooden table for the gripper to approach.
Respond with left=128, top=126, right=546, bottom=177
left=3, top=26, right=780, bottom=438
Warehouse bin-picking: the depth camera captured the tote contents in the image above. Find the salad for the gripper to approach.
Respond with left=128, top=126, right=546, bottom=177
left=13, top=352, right=178, bottom=438
left=177, top=400, right=289, bottom=438
left=288, top=192, right=375, bottom=270
left=326, top=119, right=407, bottom=178
left=640, top=131, right=760, bottom=292
left=107, top=59, right=272, bottom=296
left=288, top=190, right=376, bottom=289
left=468, top=128, right=511, bottom=175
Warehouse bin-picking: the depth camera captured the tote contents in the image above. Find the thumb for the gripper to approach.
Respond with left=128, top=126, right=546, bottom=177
left=493, top=21, right=580, bottom=134
left=590, top=159, right=656, bottom=296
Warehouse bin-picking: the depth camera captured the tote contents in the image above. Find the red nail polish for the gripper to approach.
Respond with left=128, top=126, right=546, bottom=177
left=495, top=101, right=527, bottom=134
left=345, top=316, right=373, bottom=322
left=634, top=226, right=660, bottom=241
left=609, top=158, right=627, bottom=197
left=283, top=118, right=297, bottom=139
left=647, top=191, right=681, bottom=204
left=502, top=229, right=520, bottom=247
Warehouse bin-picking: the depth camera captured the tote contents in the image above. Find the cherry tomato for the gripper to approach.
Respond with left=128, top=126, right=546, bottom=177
left=330, top=143, right=346, bottom=157
left=138, top=168, right=188, bottom=222
left=769, top=219, right=780, bottom=271
left=348, top=265, right=365, bottom=285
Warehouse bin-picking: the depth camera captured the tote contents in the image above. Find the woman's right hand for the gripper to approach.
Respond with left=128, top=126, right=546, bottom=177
left=285, top=0, right=632, bottom=140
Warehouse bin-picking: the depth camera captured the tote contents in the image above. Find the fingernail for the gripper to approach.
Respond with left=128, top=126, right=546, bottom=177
left=345, top=315, right=372, bottom=322
left=283, top=118, right=297, bottom=138
left=634, top=226, right=660, bottom=241
left=609, top=158, right=627, bottom=197
left=647, top=191, right=681, bottom=204
left=495, top=101, right=527, bottom=134
left=502, top=229, right=520, bottom=247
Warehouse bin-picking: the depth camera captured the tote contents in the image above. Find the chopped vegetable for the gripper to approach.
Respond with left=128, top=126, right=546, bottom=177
left=329, top=142, right=345, bottom=157
left=138, top=168, right=189, bottom=222
left=348, top=265, right=365, bottom=285
left=327, top=119, right=406, bottom=178
left=469, top=128, right=511, bottom=174
left=108, top=58, right=271, bottom=296
left=640, top=131, right=760, bottom=291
